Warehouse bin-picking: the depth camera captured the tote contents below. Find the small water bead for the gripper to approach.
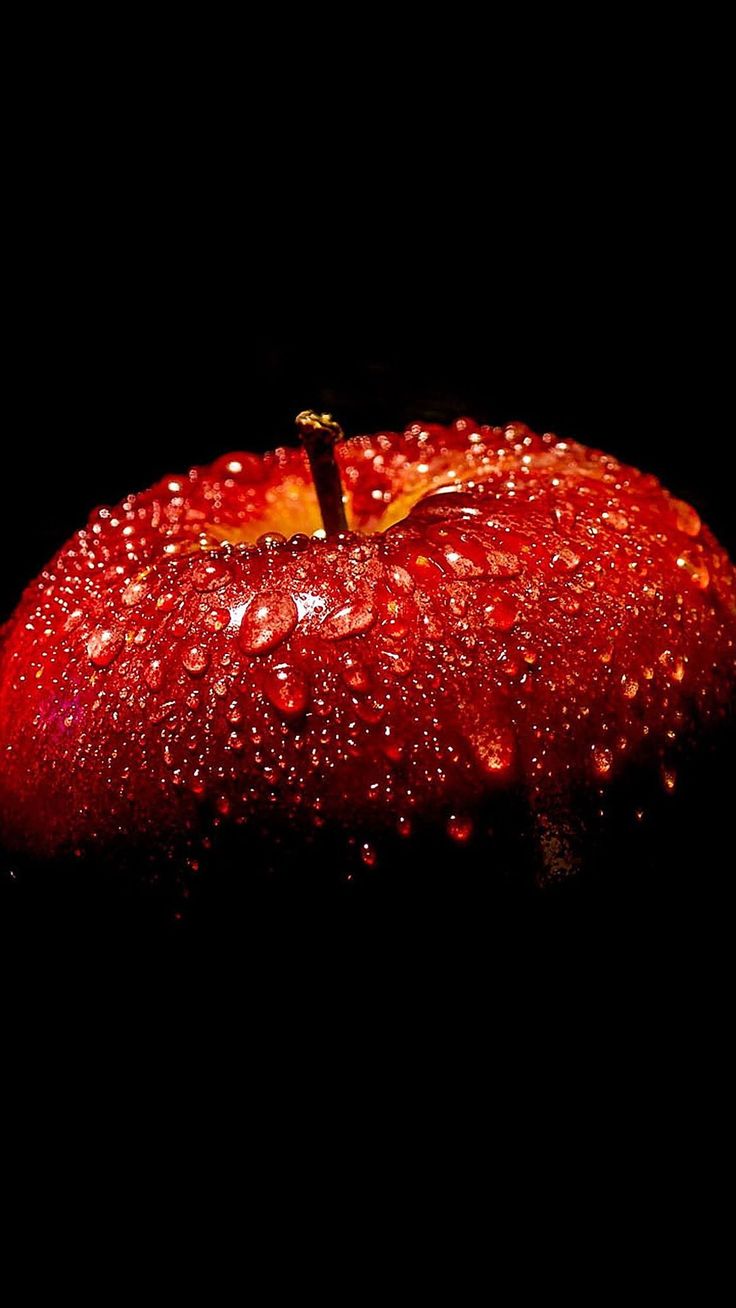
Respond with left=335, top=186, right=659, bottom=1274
left=386, top=564, right=415, bottom=595
left=484, top=598, right=518, bottom=632
left=396, top=815, right=412, bottom=838
left=676, top=551, right=710, bottom=590
left=226, top=701, right=242, bottom=725
left=182, top=644, right=209, bottom=676
left=622, top=675, right=639, bottom=699
left=446, top=813, right=474, bottom=843
left=600, top=509, right=629, bottom=531
left=341, top=656, right=370, bottom=692
left=257, top=532, right=286, bottom=549
left=671, top=498, right=701, bottom=538
left=87, top=627, right=123, bottom=667
left=661, top=766, right=677, bottom=792
left=145, top=658, right=164, bottom=690
left=466, top=725, right=515, bottom=774
left=321, top=598, right=376, bottom=641
left=592, top=746, right=613, bottom=777
left=659, top=650, right=685, bottom=682
left=551, top=546, right=581, bottom=573
left=263, top=665, right=310, bottom=718
left=238, top=591, right=298, bottom=654
left=122, top=576, right=150, bottom=606
left=204, top=607, right=230, bottom=632
left=157, top=592, right=176, bottom=612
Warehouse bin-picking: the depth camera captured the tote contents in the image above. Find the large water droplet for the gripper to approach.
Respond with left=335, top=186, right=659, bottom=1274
left=87, top=627, right=123, bottom=667
left=321, top=597, right=376, bottom=641
left=238, top=591, right=298, bottom=654
left=659, top=649, right=685, bottom=682
left=264, top=664, right=310, bottom=718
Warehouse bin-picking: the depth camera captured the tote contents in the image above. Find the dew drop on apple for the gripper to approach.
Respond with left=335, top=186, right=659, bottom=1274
left=264, top=665, right=310, bottom=718
left=87, top=627, right=123, bottom=667
left=182, top=644, right=209, bottom=676
left=659, top=649, right=685, bottom=682
left=466, top=724, right=515, bottom=774
left=122, top=576, right=149, bottom=606
left=396, top=815, right=412, bottom=838
left=238, top=591, right=298, bottom=654
left=360, top=841, right=377, bottom=867
left=551, top=546, right=581, bottom=573
left=592, top=746, right=613, bottom=777
left=341, top=656, right=370, bottom=692
left=484, top=599, right=518, bottom=632
left=192, top=558, right=233, bottom=591
left=204, top=607, right=230, bottom=632
left=676, top=550, right=710, bottom=591
left=446, top=813, right=474, bottom=843
left=321, top=598, right=376, bottom=641
left=661, top=766, right=677, bottom=792
left=671, top=498, right=701, bottom=538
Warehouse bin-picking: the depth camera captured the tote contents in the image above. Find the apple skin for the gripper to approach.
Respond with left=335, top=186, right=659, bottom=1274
left=0, top=419, right=734, bottom=866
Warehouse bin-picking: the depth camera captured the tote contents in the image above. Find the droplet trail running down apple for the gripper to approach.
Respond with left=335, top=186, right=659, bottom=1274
left=0, top=416, right=734, bottom=885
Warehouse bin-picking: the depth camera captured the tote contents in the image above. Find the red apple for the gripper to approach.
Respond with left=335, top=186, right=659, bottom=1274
left=0, top=415, right=734, bottom=878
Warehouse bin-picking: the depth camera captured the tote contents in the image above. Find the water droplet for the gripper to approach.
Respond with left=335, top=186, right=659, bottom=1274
left=122, top=576, right=149, bottom=606
left=396, top=815, right=412, bottom=839
left=192, top=558, right=233, bottom=591
left=360, top=841, right=377, bottom=867
left=355, top=698, right=386, bottom=725
left=238, top=591, right=298, bottom=654
left=227, top=731, right=245, bottom=751
left=659, top=650, right=685, bottom=682
left=601, top=509, right=629, bottom=531
left=341, top=656, right=370, bottom=692
left=381, top=726, right=403, bottom=761
left=551, top=546, right=581, bottom=573
left=675, top=551, right=710, bottom=590
left=386, top=564, right=415, bottom=594
left=466, top=725, right=515, bottom=774
left=156, top=592, right=176, bottom=612
left=216, top=795, right=231, bottom=816
left=484, top=599, right=518, bottom=632
left=264, top=664, right=310, bottom=718
left=257, top=532, right=286, bottom=549
left=671, top=498, right=701, bottom=538
left=182, top=644, right=209, bottom=676
left=661, top=766, right=677, bottom=792
left=321, top=597, right=376, bottom=641
left=592, top=746, right=613, bottom=777
left=226, top=700, right=242, bottom=724
left=622, top=676, right=639, bottom=699
left=204, top=607, right=230, bottom=632
left=87, top=627, right=122, bottom=667
left=446, top=813, right=474, bottom=843
left=145, top=658, right=164, bottom=690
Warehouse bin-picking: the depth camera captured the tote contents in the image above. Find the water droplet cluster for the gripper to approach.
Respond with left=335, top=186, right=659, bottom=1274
left=0, top=419, right=733, bottom=878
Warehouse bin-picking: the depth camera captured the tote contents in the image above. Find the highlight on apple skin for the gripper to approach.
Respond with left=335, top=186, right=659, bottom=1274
left=0, top=417, right=734, bottom=879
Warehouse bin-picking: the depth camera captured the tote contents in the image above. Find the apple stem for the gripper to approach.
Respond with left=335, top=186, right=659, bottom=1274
left=296, top=410, right=349, bottom=536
